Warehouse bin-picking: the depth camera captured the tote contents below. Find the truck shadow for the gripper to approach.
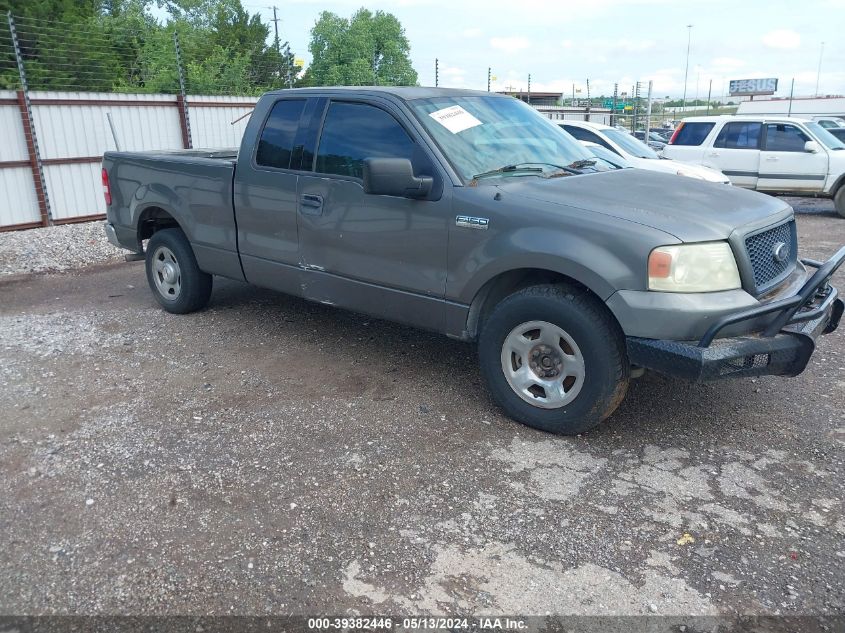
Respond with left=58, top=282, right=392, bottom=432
left=208, top=277, right=795, bottom=442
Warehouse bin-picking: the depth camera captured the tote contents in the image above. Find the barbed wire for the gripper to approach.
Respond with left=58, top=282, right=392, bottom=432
left=1, top=13, right=298, bottom=96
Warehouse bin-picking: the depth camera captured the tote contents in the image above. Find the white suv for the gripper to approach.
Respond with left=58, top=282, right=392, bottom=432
left=557, top=120, right=730, bottom=184
left=663, top=115, right=845, bottom=217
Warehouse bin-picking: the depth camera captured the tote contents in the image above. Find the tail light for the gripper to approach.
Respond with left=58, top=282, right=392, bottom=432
left=668, top=123, right=683, bottom=145
left=101, top=168, right=112, bottom=205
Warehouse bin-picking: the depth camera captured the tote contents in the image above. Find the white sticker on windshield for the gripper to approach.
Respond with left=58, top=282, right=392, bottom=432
left=428, top=105, right=482, bottom=134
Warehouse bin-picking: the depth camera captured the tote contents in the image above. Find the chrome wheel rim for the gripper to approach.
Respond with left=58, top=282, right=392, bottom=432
left=500, top=320, right=585, bottom=409
left=152, top=246, right=181, bottom=301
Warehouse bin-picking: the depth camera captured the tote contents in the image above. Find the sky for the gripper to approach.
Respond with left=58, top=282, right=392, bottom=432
left=235, top=0, right=845, bottom=100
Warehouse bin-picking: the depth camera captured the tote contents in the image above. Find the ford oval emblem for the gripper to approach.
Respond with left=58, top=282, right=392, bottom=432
left=772, top=241, right=788, bottom=263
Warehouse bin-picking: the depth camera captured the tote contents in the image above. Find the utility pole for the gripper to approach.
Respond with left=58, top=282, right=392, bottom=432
left=644, top=80, right=653, bottom=134
left=585, top=78, right=591, bottom=121
left=527, top=74, right=531, bottom=105
left=788, top=78, right=795, bottom=116
left=435, top=58, right=439, bottom=87
left=611, top=83, right=618, bottom=127
left=706, top=79, right=712, bottom=115
left=270, top=6, right=283, bottom=88
left=815, top=41, right=825, bottom=96
left=682, top=24, right=692, bottom=113
left=487, top=67, right=491, bottom=92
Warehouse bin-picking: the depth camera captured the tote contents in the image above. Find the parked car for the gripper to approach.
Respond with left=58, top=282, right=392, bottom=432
left=813, top=117, right=845, bottom=129
left=558, top=120, right=730, bottom=183
left=103, top=87, right=844, bottom=436
left=578, top=140, right=632, bottom=169
left=828, top=127, right=845, bottom=143
left=663, top=115, right=845, bottom=217
left=645, top=129, right=672, bottom=143
left=633, top=130, right=667, bottom=150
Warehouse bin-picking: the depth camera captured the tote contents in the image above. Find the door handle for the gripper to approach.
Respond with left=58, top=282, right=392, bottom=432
left=707, top=151, right=719, bottom=157
left=765, top=156, right=779, bottom=162
left=300, top=194, right=323, bottom=215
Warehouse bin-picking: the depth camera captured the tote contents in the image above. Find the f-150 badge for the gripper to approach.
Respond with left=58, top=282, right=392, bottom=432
left=456, top=215, right=489, bottom=230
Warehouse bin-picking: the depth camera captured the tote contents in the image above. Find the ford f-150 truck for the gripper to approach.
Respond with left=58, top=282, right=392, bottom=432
left=103, top=87, right=845, bottom=435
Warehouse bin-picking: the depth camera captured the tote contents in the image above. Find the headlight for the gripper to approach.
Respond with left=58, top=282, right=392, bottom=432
left=648, top=242, right=741, bottom=292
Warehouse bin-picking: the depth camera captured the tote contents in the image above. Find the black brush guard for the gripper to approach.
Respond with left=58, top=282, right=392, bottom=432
left=627, top=245, right=845, bottom=381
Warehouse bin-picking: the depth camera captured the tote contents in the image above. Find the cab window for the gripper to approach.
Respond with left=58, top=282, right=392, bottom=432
left=316, top=102, right=424, bottom=179
left=764, top=123, right=810, bottom=152
left=256, top=99, right=307, bottom=169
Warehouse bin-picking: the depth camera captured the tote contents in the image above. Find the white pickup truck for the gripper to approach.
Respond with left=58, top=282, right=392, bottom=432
left=663, top=116, right=845, bottom=217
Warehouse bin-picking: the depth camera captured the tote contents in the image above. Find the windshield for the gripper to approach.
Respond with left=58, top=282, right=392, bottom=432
left=603, top=128, right=660, bottom=159
left=805, top=121, right=845, bottom=150
left=409, top=96, right=595, bottom=181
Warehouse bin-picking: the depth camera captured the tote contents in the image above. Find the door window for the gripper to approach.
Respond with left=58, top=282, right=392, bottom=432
left=714, top=122, right=762, bottom=149
left=670, top=122, right=715, bottom=146
left=316, top=102, right=419, bottom=179
left=764, top=123, right=810, bottom=152
left=256, top=99, right=307, bottom=169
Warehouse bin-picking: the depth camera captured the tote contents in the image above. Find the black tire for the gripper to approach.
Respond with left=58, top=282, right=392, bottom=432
left=835, top=187, right=845, bottom=219
left=145, top=228, right=212, bottom=314
left=478, top=284, right=629, bottom=435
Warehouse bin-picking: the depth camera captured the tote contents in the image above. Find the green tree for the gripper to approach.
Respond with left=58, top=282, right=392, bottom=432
left=0, top=0, right=301, bottom=94
left=305, top=8, right=417, bottom=87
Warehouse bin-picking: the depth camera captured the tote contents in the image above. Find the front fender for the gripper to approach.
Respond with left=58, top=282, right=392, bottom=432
left=449, top=221, right=673, bottom=306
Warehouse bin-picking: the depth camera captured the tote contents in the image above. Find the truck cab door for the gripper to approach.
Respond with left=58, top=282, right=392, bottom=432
left=295, top=98, right=451, bottom=332
left=233, top=97, right=314, bottom=295
left=758, top=122, right=828, bottom=192
left=706, top=120, right=761, bottom=188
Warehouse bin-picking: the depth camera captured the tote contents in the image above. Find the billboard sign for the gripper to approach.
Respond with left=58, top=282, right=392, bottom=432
left=729, top=78, right=778, bottom=96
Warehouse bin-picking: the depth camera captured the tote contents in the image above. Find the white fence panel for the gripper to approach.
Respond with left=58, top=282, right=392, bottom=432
left=0, top=91, right=28, bottom=162
left=188, top=94, right=258, bottom=149
left=31, top=92, right=183, bottom=159
left=0, top=168, right=41, bottom=227
left=0, top=90, right=41, bottom=226
left=43, top=163, right=104, bottom=221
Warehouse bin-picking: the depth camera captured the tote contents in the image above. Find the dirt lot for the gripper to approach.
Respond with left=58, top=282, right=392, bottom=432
left=1, top=202, right=844, bottom=617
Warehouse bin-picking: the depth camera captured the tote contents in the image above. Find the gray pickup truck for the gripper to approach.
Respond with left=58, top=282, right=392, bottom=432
left=103, top=87, right=845, bottom=435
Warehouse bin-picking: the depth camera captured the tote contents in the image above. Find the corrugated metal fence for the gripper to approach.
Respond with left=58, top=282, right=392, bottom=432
left=0, top=90, right=257, bottom=231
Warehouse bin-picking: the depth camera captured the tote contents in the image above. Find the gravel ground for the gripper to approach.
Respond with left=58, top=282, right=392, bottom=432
left=0, top=205, right=843, bottom=620
left=0, top=221, right=124, bottom=277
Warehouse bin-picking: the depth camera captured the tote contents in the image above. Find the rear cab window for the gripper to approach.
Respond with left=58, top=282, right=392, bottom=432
left=671, top=122, right=716, bottom=146
left=255, top=99, right=307, bottom=169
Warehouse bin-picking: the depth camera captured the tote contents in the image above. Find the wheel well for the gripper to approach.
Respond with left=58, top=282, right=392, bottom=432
left=137, top=207, right=180, bottom=242
left=465, top=268, right=610, bottom=341
left=833, top=174, right=845, bottom=197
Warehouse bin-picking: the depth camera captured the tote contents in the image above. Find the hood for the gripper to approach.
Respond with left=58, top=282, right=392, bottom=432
left=494, top=168, right=792, bottom=242
left=626, top=156, right=729, bottom=183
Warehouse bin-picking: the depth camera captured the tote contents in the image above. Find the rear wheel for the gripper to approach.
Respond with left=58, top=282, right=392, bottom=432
left=145, top=228, right=212, bottom=314
left=835, top=186, right=845, bottom=219
left=478, top=284, right=629, bottom=435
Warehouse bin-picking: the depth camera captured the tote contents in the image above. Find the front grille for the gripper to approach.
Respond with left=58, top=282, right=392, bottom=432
left=744, top=220, right=796, bottom=293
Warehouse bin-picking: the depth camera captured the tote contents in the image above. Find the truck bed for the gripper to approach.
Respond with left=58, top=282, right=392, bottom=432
left=103, top=149, right=242, bottom=281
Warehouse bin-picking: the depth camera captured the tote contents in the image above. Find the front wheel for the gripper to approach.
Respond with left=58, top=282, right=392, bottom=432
left=835, top=187, right=845, bottom=219
left=145, top=228, right=212, bottom=314
left=478, top=285, right=629, bottom=435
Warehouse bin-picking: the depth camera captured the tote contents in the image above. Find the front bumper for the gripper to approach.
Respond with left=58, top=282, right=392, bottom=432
left=627, top=246, right=845, bottom=381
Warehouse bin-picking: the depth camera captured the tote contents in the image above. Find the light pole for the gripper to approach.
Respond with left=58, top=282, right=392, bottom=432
left=682, top=24, right=692, bottom=113
left=815, top=41, right=825, bottom=96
